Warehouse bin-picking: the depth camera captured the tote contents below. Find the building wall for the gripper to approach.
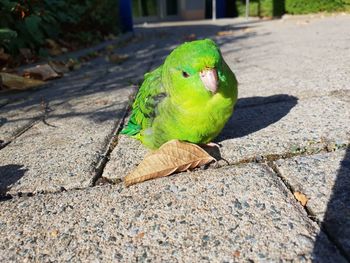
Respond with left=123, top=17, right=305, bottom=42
left=179, top=0, right=206, bottom=20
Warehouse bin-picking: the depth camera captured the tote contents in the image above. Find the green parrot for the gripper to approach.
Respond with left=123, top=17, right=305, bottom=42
left=121, top=39, right=238, bottom=149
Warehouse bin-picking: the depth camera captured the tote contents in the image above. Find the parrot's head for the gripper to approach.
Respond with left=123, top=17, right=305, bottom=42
left=163, top=38, right=233, bottom=102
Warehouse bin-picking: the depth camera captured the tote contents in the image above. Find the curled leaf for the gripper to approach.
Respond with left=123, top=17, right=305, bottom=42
left=125, top=140, right=215, bottom=186
left=23, top=64, right=61, bottom=80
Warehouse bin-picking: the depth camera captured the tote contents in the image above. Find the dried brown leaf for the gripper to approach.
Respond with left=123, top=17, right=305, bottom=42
left=294, top=191, right=308, bottom=206
left=217, top=30, right=234, bottom=37
left=233, top=250, right=240, bottom=257
left=108, top=54, right=129, bottom=64
left=46, top=39, right=63, bottom=56
left=48, top=60, right=70, bottom=74
left=23, top=64, right=61, bottom=81
left=124, top=140, right=215, bottom=186
left=183, top=33, right=197, bottom=41
left=0, top=72, right=45, bottom=90
left=0, top=48, right=11, bottom=64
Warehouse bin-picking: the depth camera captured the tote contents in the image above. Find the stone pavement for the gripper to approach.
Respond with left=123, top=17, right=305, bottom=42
left=0, top=15, right=349, bottom=262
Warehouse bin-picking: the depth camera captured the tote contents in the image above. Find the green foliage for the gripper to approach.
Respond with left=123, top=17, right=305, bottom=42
left=0, top=0, right=120, bottom=56
left=237, top=0, right=285, bottom=17
left=285, top=0, right=348, bottom=14
left=237, top=0, right=349, bottom=16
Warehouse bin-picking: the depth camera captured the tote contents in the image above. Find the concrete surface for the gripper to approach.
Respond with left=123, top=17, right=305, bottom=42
left=0, top=164, right=346, bottom=262
left=1, top=14, right=350, bottom=261
left=275, top=149, right=350, bottom=258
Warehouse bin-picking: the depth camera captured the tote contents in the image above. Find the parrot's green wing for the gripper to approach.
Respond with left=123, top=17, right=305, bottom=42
left=121, top=66, right=166, bottom=137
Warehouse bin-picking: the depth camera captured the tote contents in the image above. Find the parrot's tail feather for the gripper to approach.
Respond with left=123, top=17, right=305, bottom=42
left=120, top=117, right=141, bottom=136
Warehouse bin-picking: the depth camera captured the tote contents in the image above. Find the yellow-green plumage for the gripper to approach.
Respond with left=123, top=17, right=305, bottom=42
left=121, top=39, right=238, bottom=149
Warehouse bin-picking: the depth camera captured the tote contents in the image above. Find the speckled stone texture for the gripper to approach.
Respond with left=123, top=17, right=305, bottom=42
left=0, top=164, right=345, bottom=262
left=0, top=84, right=133, bottom=194
left=1, top=14, right=350, bottom=262
left=275, top=149, right=350, bottom=257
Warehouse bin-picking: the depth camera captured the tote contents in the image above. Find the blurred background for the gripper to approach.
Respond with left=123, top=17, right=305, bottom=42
left=0, top=0, right=349, bottom=67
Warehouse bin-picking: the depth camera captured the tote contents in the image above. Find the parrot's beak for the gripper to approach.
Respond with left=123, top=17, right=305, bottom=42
left=200, top=68, right=218, bottom=94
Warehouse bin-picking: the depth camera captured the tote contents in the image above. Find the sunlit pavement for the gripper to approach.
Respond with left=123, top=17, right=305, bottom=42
left=0, top=14, right=349, bottom=261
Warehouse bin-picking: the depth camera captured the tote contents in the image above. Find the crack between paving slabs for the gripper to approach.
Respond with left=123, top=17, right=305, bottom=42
left=1, top=139, right=348, bottom=204
left=91, top=44, right=162, bottom=186
left=92, top=102, right=133, bottom=186
left=267, top=160, right=350, bottom=262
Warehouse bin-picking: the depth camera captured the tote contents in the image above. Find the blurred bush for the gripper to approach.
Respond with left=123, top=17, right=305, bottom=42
left=237, top=0, right=349, bottom=17
left=237, top=0, right=285, bottom=17
left=285, top=0, right=349, bottom=14
left=0, top=0, right=120, bottom=57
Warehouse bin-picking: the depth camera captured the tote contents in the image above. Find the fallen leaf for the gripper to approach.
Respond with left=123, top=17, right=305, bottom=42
left=50, top=229, right=59, bottom=237
left=0, top=48, right=11, bottom=63
left=0, top=72, right=45, bottom=90
left=46, top=39, right=63, bottom=56
left=48, top=60, right=70, bottom=74
left=105, top=44, right=116, bottom=52
left=296, top=20, right=310, bottom=26
left=217, top=30, right=234, bottom=36
left=233, top=250, right=240, bottom=257
left=23, top=64, right=61, bottom=80
left=183, top=33, right=197, bottom=41
left=294, top=191, right=308, bottom=206
left=124, top=140, right=215, bottom=186
left=134, top=232, right=145, bottom=240
left=107, top=54, right=129, bottom=64
left=66, top=58, right=81, bottom=71
left=242, top=27, right=252, bottom=33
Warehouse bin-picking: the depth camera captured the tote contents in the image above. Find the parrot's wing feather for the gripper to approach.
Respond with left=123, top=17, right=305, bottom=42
left=121, top=66, right=166, bottom=136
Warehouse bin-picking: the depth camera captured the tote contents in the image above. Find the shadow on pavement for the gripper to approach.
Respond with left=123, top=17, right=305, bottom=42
left=0, top=21, right=263, bottom=126
left=313, top=146, right=350, bottom=260
left=217, top=94, right=298, bottom=141
left=0, top=164, right=28, bottom=200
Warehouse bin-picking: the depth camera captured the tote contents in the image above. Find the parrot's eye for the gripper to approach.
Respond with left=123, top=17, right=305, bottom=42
left=182, top=71, right=190, bottom=78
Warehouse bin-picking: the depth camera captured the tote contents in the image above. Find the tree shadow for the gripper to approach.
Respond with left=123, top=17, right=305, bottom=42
left=0, top=164, right=28, bottom=201
left=217, top=94, right=298, bottom=141
left=313, top=146, right=350, bottom=260
left=0, top=20, right=264, bottom=131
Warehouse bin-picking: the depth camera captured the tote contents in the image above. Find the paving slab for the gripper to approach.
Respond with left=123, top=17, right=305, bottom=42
left=218, top=95, right=350, bottom=163
left=0, top=164, right=345, bottom=262
left=274, top=149, right=350, bottom=257
left=104, top=95, right=349, bottom=181
left=0, top=81, right=134, bottom=195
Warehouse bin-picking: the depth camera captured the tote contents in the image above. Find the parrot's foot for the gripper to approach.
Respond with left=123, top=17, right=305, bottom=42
left=200, top=142, right=222, bottom=148
left=198, top=142, right=229, bottom=168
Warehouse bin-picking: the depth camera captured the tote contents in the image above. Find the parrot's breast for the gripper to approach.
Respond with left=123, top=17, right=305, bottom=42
left=166, top=93, right=234, bottom=144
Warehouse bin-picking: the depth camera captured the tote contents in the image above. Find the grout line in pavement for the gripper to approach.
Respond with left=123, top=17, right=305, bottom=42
left=92, top=102, right=133, bottom=186
left=267, top=161, right=350, bottom=262
left=90, top=48, right=160, bottom=186
left=231, top=141, right=349, bottom=166
left=2, top=138, right=348, bottom=202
